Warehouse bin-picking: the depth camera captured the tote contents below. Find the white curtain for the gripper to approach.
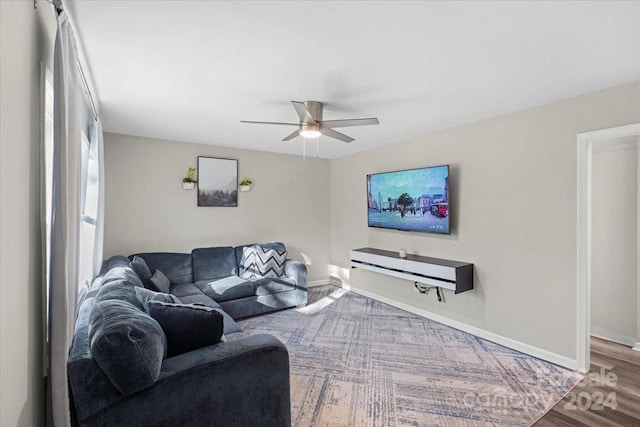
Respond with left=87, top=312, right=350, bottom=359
left=91, top=120, right=105, bottom=275
left=50, top=11, right=83, bottom=427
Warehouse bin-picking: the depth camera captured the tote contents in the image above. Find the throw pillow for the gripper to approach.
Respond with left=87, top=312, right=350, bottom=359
left=241, top=245, right=287, bottom=279
left=148, top=301, right=224, bottom=358
left=130, top=256, right=153, bottom=289
left=149, top=269, right=171, bottom=294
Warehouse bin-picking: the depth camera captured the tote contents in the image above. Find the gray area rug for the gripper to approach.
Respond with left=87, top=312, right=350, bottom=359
left=238, top=285, right=581, bottom=426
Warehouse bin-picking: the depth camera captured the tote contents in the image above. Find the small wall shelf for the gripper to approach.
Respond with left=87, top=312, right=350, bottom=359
left=350, top=247, right=473, bottom=294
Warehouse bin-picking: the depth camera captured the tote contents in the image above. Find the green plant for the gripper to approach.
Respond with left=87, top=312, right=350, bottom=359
left=183, top=167, right=197, bottom=183
left=240, top=177, right=252, bottom=186
left=397, top=193, right=414, bottom=208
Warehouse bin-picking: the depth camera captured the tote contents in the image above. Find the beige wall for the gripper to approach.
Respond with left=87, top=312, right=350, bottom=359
left=0, top=1, right=56, bottom=426
left=330, top=80, right=640, bottom=360
left=591, top=142, right=638, bottom=343
left=104, top=133, right=331, bottom=281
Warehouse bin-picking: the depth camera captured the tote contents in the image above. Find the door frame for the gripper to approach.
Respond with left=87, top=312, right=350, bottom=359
left=576, top=123, right=640, bottom=373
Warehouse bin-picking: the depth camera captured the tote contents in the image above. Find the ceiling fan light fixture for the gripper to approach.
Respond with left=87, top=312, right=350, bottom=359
left=300, top=123, right=321, bottom=139
left=300, top=130, right=321, bottom=138
left=241, top=100, right=379, bottom=143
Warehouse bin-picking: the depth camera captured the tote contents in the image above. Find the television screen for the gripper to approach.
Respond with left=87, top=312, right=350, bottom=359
left=367, top=165, right=450, bottom=234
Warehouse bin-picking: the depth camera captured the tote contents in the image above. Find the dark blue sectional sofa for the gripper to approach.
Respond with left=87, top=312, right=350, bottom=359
left=68, top=242, right=307, bottom=427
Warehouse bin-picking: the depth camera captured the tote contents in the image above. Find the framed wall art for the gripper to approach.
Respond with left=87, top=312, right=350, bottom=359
left=197, top=156, right=238, bottom=207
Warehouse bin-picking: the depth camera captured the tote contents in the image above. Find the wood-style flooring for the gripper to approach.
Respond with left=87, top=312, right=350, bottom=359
left=534, top=337, right=640, bottom=427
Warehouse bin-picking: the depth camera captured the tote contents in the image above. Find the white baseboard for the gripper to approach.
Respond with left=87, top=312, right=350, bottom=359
left=633, top=343, right=640, bottom=352
left=329, top=276, right=344, bottom=287
left=591, top=326, right=636, bottom=347
left=307, top=279, right=331, bottom=288
left=347, top=285, right=577, bottom=371
left=308, top=277, right=348, bottom=288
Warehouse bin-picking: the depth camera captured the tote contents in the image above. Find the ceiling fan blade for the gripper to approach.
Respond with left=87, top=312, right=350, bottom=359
left=323, top=128, right=354, bottom=143
left=291, top=101, right=316, bottom=123
left=282, top=129, right=301, bottom=141
left=240, top=120, right=299, bottom=126
left=319, top=118, right=379, bottom=128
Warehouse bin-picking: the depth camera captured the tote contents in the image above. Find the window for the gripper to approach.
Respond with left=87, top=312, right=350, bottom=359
left=78, top=130, right=99, bottom=289
left=44, top=63, right=99, bottom=296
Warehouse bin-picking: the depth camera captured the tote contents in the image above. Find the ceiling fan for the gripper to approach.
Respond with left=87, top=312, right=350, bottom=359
left=241, top=101, right=379, bottom=143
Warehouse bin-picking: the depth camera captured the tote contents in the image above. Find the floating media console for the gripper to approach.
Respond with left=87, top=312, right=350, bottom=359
left=350, top=248, right=474, bottom=294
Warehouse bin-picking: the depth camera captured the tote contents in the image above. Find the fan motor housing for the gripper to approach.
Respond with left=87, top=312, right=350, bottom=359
left=302, top=101, right=323, bottom=122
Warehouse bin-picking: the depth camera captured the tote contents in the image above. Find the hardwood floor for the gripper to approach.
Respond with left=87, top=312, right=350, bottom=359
left=534, top=337, right=640, bottom=427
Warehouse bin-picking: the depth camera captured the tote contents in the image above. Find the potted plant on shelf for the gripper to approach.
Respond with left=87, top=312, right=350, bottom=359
left=182, top=167, right=197, bottom=190
left=239, top=177, right=253, bottom=192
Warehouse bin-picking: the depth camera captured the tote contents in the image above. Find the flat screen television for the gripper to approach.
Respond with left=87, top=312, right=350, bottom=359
left=367, top=165, right=450, bottom=234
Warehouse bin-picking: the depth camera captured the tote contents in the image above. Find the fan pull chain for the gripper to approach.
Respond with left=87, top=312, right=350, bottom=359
left=301, top=135, right=320, bottom=161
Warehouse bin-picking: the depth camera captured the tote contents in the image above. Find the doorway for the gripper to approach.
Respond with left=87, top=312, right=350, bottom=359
left=577, top=123, right=640, bottom=373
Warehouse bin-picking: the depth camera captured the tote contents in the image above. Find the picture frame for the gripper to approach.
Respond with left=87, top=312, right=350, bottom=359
left=197, top=156, right=238, bottom=207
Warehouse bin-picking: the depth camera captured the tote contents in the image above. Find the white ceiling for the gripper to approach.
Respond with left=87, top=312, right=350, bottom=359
left=65, top=1, right=640, bottom=159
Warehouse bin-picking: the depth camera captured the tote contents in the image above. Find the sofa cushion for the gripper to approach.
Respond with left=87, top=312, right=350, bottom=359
left=215, top=308, right=243, bottom=335
left=224, top=331, right=246, bottom=342
left=251, top=277, right=297, bottom=296
left=130, top=252, right=193, bottom=285
left=68, top=295, right=126, bottom=424
left=235, top=242, right=286, bottom=276
left=169, top=283, right=203, bottom=300
left=219, top=291, right=299, bottom=319
left=130, top=255, right=153, bottom=288
left=150, top=269, right=171, bottom=294
left=89, top=295, right=166, bottom=396
left=241, top=245, right=287, bottom=279
left=94, top=280, right=145, bottom=311
left=148, top=301, right=224, bottom=358
left=107, top=255, right=133, bottom=270
left=192, top=246, right=237, bottom=281
left=174, top=292, right=221, bottom=310
left=100, top=265, right=144, bottom=289
left=195, top=276, right=255, bottom=303
left=135, top=287, right=180, bottom=312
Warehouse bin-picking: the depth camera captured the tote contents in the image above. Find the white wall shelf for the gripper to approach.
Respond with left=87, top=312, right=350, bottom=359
left=350, top=247, right=474, bottom=294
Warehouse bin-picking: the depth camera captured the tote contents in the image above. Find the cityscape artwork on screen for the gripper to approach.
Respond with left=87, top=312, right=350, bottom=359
left=367, top=165, right=449, bottom=234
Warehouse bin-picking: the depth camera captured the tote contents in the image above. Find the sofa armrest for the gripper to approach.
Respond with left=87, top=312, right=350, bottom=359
left=81, top=334, right=291, bottom=427
left=284, top=259, right=307, bottom=290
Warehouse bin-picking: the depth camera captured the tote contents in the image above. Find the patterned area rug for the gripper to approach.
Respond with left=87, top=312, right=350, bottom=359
left=238, top=286, right=581, bottom=427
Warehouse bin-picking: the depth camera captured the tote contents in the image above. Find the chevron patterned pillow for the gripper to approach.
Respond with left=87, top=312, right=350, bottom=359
left=241, top=245, right=287, bottom=279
